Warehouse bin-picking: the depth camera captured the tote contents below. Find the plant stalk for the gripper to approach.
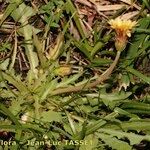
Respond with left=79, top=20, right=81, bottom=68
left=51, top=51, right=121, bottom=95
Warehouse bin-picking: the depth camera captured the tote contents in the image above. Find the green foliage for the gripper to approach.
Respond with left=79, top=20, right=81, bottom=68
left=97, top=133, right=132, bottom=150
left=0, top=0, right=150, bottom=150
left=40, top=0, right=64, bottom=27
left=0, top=41, right=11, bottom=52
left=97, top=128, right=150, bottom=149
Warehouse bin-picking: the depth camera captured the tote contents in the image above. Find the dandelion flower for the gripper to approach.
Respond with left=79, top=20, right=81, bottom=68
left=109, top=18, right=137, bottom=51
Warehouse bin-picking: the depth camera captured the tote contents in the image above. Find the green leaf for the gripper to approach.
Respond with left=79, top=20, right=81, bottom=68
left=33, top=32, right=47, bottom=68
left=0, top=58, right=10, bottom=70
left=100, top=91, right=132, bottom=101
left=98, top=128, right=150, bottom=145
left=56, top=73, right=83, bottom=88
left=121, top=101, right=150, bottom=114
left=39, top=79, right=58, bottom=102
left=99, top=91, right=131, bottom=109
left=74, top=112, right=119, bottom=139
left=8, top=101, right=21, bottom=116
left=124, top=17, right=150, bottom=66
left=91, top=58, right=112, bottom=66
left=11, top=3, right=39, bottom=79
left=11, top=3, right=35, bottom=24
left=9, top=97, right=25, bottom=115
left=70, top=36, right=91, bottom=60
left=40, top=110, right=62, bottom=122
left=114, top=107, right=139, bottom=119
left=105, top=119, right=150, bottom=132
left=126, top=67, right=150, bottom=84
left=79, top=134, right=98, bottom=150
left=97, top=133, right=132, bottom=150
left=0, top=103, right=21, bottom=125
left=1, top=71, right=29, bottom=94
left=18, top=24, right=41, bottom=36
left=142, top=0, right=150, bottom=9
left=66, top=0, right=85, bottom=38
left=90, top=41, right=105, bottom=57
left=0, top=1, right=22, bottom=25
left=135, top=28, right=150, bottom=34
left=119, top=73, right=130, bottom=91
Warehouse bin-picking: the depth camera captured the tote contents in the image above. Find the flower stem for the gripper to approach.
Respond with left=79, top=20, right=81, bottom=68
left=51, top=51, right=121, bottom=95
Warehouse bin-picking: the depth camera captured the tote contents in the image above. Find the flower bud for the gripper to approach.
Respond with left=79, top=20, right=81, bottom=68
left=54, top=65, right=72, bottom=76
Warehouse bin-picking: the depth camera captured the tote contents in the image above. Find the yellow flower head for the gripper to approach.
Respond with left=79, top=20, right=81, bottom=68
left=109, top=18, right=137, bottom=37
left=108, top=18, right=137, bottom=51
